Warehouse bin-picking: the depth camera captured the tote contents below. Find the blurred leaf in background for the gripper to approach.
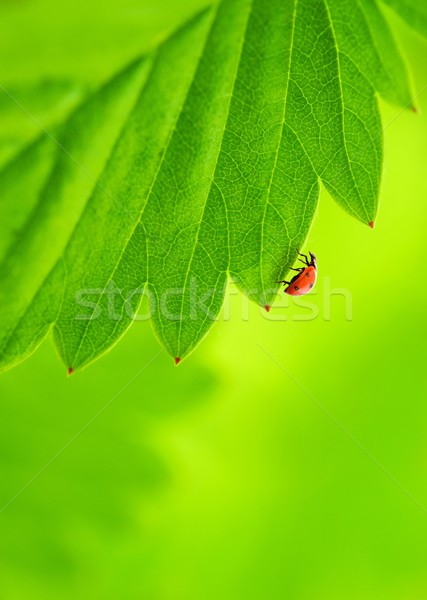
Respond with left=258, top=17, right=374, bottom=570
left=0, top=0, right=208, bottom=163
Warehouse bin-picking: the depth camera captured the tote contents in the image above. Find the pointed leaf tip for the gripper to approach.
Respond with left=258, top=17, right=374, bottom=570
left=67, top=367, right=74, bottom=376
left=174, top=357, right=181, bottom=366
left=369, top=221, right=375, bottom=229
left=264, top=305, right=271, bottom=313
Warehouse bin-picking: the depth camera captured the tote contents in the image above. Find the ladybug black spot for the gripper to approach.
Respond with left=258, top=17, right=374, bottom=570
left=306, top=272, right=310, bottom=277
left=294, top=285, right=299, bottom=290
left=309, top=283, right=313, bottom=288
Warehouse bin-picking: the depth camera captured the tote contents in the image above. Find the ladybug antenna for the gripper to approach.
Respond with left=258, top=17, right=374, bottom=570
left=309, top=252, right=317, bottom=267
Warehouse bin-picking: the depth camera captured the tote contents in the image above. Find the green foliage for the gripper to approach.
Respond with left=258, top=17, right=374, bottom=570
left=0, top=0, right=423, bottom=371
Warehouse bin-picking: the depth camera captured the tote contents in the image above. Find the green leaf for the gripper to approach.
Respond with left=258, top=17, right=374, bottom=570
left=0, top=0, right=422, bottom=371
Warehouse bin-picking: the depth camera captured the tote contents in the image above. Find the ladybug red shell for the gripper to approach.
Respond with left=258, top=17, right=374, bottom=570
left=278, top=252, right=317, bottom=296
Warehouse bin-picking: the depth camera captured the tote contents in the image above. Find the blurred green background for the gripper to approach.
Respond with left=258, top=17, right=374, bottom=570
left=1, top=1, right=427, bottom=598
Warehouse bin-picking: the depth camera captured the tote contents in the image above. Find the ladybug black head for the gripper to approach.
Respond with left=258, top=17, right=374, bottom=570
left=309, top=252, right=317, bottom=267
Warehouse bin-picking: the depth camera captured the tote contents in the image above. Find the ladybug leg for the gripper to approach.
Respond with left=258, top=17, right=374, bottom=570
left=277, top=280, right=290, bottom=286
left=291, top=267, right=304, bottom=272
left=298, top=253, right=309, bottom=265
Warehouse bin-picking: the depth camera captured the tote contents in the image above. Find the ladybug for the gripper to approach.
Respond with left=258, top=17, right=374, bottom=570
left=278, top=252, right=317, bottom=296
